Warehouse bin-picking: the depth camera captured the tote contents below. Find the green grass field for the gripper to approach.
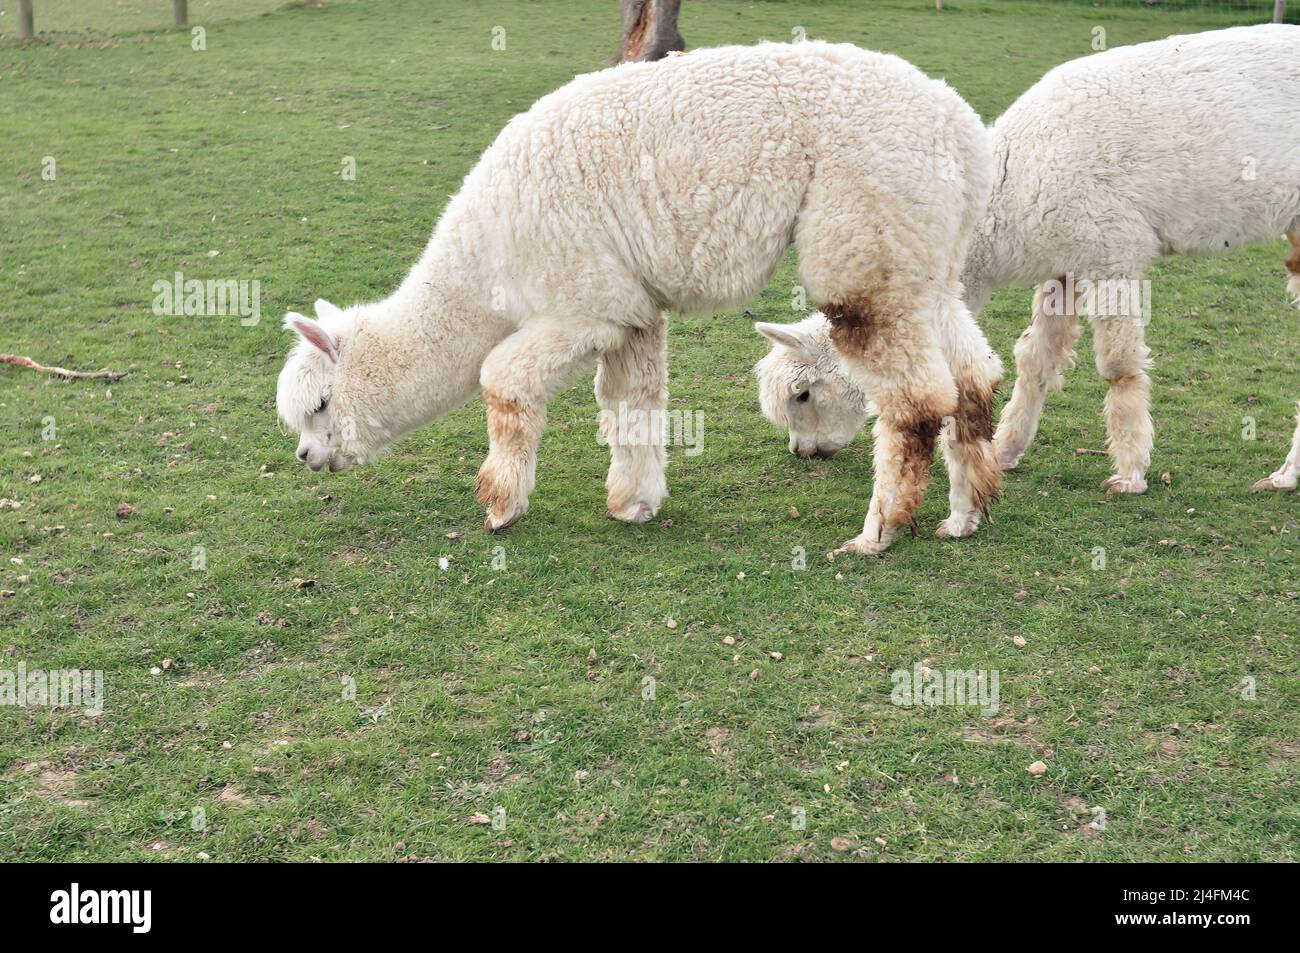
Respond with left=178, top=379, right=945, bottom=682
left=1, top=0, right=1296, bottom=861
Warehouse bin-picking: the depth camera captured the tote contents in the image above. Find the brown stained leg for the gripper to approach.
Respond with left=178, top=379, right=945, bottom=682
left=929, top=293, right=1007, bottom=540
left=823, top=293, right=957, bottom=556
left=1283, top=230, right=1300, bottom=305
left=473, top=314, right=629, bottom=532
left=476, top=389, right=543, bottom=531
left=953, top=376, right=1003, bottom=521
left=886, top=398, right=945, bottom=536
left=1286, top=232, right=1300, bottom=280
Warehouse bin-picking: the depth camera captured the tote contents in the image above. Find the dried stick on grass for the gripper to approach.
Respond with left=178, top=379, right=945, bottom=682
left=0, top=354, right=127, bottom=381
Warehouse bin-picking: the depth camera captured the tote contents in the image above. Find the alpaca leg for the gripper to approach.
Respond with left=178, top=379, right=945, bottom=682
left=1254, top=233, right=1300, bottom=491
left=595, top=319, right=669, bottom=523
left=934, top=301, right=1004, bottom=539
left=1090, top=304, right=1153, bottom=494
left=833, top=374, right=955, bottom=557
left=824, top=295, right=958, bottom=557
left=992, top=277, right=1083, bottom=470
left=1252, top=403, right=1300, bottom=492
left=476, top=317, right=625, bottom=531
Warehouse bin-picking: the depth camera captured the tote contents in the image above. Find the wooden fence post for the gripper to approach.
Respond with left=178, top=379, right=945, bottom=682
left=18, top=0, right=35, bottom=40
left=174, top=0, right=188, bottom=27
left=1275, top=1, right=1287, bottom=24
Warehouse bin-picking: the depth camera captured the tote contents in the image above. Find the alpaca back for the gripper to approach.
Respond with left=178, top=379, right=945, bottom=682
left=434, top=42, right=989, bottom=320
left=981, top=24, right=1300, bottom=286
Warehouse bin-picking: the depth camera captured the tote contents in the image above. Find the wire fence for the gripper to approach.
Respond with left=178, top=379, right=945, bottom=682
left=940, top=0, right=1294, bottom=21
left=1023, top=0, right=1282, bottom=8
left=0, top=0, right=343, bottom=39
left=1, top=0, right=1292, bottom=41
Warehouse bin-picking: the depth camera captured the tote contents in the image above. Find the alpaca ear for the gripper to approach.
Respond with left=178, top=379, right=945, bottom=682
left=285, top=312, right=338, bottom=362
left=755, top=322, right=817, bottom=362
left=314, top=299, right=343, bottom=322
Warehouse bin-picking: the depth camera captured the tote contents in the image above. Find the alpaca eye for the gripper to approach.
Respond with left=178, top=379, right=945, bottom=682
left=796, top=390, right=811, bottom=403
left=314, top=397, right=329, bottom=414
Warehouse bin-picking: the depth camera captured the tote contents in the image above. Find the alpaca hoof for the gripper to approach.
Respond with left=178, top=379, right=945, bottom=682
left=994, top=445, right=1024, bottom=471
left=1102, top=475, right=1147, bottom=494
left=605, top=470, right=667, bottom=525
left=828, top=534, right=891, bottom=559
left=992, top=435, right=1026, bottom=471
left=936, top=513, right=979, bottom=539
left=475, top=459, right=531, bottom=532
left=1252, top=473, right=1297, bottom=493
left=609, top=500, right=657, bottom=524
left=484, top=504, right=526, bottom=533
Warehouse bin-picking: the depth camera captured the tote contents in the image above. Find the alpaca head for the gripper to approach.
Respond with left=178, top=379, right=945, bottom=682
left=276, top=299, right=361, bottom=473
left=753, top=313, right=872, bottom=459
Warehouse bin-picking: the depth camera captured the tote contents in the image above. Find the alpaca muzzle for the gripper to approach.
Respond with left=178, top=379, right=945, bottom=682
left=296, top=436, right=333, bottom=472
left=790, top=437, right=840, bottom=460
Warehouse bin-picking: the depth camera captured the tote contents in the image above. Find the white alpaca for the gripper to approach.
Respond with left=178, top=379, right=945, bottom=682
left=757, top=25, right=1300, bottom=495
left=276, top=42, right=997, bottom=556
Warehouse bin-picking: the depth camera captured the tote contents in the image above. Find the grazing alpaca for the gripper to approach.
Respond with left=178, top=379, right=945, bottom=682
left=757, top=25, right=1300, bottom=496
left=276, top=42, right=996, bottom=556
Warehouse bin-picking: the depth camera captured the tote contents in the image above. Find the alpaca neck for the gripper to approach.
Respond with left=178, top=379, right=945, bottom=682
left=343, top=257, right=512, bottom=458
left=813, top=331, right=874, bottom=415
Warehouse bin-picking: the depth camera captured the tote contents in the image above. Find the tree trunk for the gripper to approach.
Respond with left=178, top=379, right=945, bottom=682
left=18, top=0, right=34, bottom=40
left=174, top=0, right=188, bottom=27
left=616, top=0, right=684, bottom=64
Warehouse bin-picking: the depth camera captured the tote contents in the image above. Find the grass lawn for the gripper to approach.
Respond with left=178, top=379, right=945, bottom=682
left=1, top=0, right=1296, bottom=862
